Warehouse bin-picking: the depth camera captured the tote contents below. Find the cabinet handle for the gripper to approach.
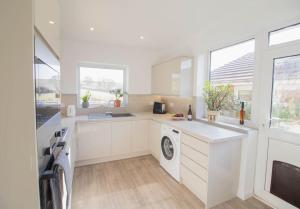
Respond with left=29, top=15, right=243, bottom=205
left=172, top=129, right=179, bottom=134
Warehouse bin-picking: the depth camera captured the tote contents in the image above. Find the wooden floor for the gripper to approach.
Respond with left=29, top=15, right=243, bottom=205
left=72, top=155, right=272, bottom=209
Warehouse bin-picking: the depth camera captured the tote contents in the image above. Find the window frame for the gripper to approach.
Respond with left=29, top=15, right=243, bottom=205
left=77, top=62, right=128, bottom=108
left=207, top=38, right=256, bottom=126
left=268, top=22, right=300, bottom=47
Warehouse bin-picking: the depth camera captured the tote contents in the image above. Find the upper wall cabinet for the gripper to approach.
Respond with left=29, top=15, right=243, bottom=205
left=35, top=0, right=60, bottom=57
left=151, top=57, right=193, bottom=97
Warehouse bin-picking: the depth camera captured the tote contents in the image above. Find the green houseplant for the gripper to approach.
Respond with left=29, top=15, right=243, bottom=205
left=81, top=91, right=91, bottom=108
left=110, top=89, right=126, bottom=107
left=203, top=81, right=234, bottom=122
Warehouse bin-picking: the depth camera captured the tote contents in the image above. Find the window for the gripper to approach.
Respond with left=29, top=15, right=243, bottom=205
left=78, top=64, right=127, bottom=107
left=269, top=23, right=300, bottom=46
left=210, top=39, right=255, bottom=120
left=270, top=55, right=300, bottom=134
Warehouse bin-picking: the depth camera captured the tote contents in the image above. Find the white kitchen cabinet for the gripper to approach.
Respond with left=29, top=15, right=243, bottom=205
left=35, top=0, right=60, bottom=56
left=111, top=121, right=132, bottom=155
left=76, top=122, right=111, bottom=161
left=151, top=57, right=193, bottom=97
left=180, top=133, right=241, bottom=209
left=149, top=120, right=161, bottom=160
left=131, top=120, right=149, bottom=153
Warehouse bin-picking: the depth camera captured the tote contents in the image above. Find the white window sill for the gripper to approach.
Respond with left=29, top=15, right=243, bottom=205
left=78, top=104, right=129, bottom=109
left=198, top=118, right=258, bottom=134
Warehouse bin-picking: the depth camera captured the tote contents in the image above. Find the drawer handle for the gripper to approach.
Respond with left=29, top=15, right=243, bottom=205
left=172, top=129, right=179, bottom=134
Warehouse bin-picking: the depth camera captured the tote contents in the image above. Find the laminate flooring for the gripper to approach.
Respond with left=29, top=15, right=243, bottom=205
left=72, top=155, right=272, bottom=209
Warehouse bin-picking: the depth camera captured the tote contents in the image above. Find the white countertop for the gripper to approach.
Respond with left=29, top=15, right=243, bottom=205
left=62, top=112, right=245, bottom=144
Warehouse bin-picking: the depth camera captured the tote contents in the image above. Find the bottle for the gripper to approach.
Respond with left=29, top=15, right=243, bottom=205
left=187, top=105, right=193, bottom=121
left=240, top=102, right=245, bottom=125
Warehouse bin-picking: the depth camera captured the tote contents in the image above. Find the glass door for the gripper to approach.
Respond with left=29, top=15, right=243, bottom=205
left=255, top=40, right=300, bottom=209
left=270, top=55, right=300, bottom=134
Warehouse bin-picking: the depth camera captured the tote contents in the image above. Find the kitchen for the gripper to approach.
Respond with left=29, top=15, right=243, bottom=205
left=1, top=1, right=300, bottom=209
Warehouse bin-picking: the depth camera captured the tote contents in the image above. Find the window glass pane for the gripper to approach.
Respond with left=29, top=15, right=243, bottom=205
left=210, top=39, right=255, bottom=120
left=79, top=66, right=125, bottom=106
left=269, top=23, right=300, bottom=46
left=271, top=55, right=300, bottom=134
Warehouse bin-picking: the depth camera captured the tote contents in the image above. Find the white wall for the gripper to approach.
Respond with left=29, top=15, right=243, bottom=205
left=0, top=1, right=40, bottom=209
left=61, top=40, right=158, bottom=95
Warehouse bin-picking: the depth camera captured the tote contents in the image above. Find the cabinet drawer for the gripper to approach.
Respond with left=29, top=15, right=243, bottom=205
left=181, top=155, right=208, bottom=182
left=181, top=144, right=208, bottom=168
left=182, top=133, right=208, bottom=155
left=181, top=165, right=207, bottom=203
left=77, top=121, right=110, bottom=133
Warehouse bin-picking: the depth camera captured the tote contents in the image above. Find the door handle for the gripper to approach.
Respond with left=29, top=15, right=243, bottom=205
left=262, top=117, right=271, bottom=128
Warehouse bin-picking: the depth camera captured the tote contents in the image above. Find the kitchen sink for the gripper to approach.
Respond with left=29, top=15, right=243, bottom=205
left=88, top=112, right=134, bottom=119
left=111, top=113, right=135, bottom=117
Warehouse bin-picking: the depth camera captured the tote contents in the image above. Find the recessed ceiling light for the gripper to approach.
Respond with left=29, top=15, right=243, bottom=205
left=90, top=27, right=95, bottom=31
left=49, top=21, right=55, bottom=25
left=140, top=36, right=145, bottom=40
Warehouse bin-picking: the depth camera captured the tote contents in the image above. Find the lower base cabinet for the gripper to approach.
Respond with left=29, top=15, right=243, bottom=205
left=181, top=165, right=207, bottom=202
left=149, top=120, right=161, bottom=160
left=76, top=119, right=151, bottom=164
left=76, top=121, right=111, bottom=161
left=180, top=133, right=241, bottom=209
left=180, top=133, right=241, bottom=208
left=111, top=121, right=132, bottom=155
left=131, top=120, right=149, bottom=153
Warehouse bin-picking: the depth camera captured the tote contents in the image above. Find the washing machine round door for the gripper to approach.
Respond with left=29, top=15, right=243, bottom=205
left=161, top=136, right=175, bottom=160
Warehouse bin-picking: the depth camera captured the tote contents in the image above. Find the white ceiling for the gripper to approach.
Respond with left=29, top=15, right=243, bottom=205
left=61, top=0, right=300, bottom=51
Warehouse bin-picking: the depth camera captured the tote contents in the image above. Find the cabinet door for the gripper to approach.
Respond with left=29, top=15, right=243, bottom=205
left=111, top=121, right=132, bottom=155
left=77, top=122, right=111, bottom=161
left=151, top=57, right=193, bottom=97
left=152, top=59, right=181, bottom=95
left=131, top=120, right=149, bottom=153
left=149, top=120, right=161, bottom=160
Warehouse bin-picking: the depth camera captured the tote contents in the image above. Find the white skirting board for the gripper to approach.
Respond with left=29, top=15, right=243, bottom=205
left=75, top=151, right=151, bottom=167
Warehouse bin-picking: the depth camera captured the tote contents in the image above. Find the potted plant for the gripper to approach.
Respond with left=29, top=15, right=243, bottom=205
left=203, top=81, right=233, bottom=122
left=81, top=91, right=91, bottom=108
left=110, top=89, right=126, bottom=108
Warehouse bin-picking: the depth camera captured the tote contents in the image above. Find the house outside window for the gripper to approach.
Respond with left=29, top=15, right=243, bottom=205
left=78, top=64, right=128, bottom=107
left=209, top=39, right=255, bottom=120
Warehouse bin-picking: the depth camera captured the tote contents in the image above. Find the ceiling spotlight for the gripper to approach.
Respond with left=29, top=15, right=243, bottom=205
left=140, top=36, right=145, bottom=40
left=90, top=27, right=95, bottom=31
left=49, top=21, right=55, bottom=25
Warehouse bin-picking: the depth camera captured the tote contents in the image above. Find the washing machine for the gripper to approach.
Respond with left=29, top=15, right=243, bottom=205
left=160, top=124, right=181, bottom=182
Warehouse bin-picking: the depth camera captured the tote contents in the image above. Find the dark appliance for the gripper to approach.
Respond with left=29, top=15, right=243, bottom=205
left=34, top=32, right=65, bottom=209
left=40, top=128, right=70, bottom=209
left=153, top=102, right=166, bottom=114
left=34, top=45, right=60, bottom=129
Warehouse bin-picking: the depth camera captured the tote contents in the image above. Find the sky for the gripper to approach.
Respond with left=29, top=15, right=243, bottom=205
left=269, top=23, right=300, bottom=46
left=210, top=39, right=255, bottom=71
left=80, top=67, right=123, bottom=84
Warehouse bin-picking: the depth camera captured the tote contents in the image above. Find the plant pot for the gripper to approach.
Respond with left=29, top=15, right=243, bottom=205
left=82, top=101, right=89, bottom=108
left=207, top=110, right=220, bottom=123
left=114, top=99, right=121, bottom=108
